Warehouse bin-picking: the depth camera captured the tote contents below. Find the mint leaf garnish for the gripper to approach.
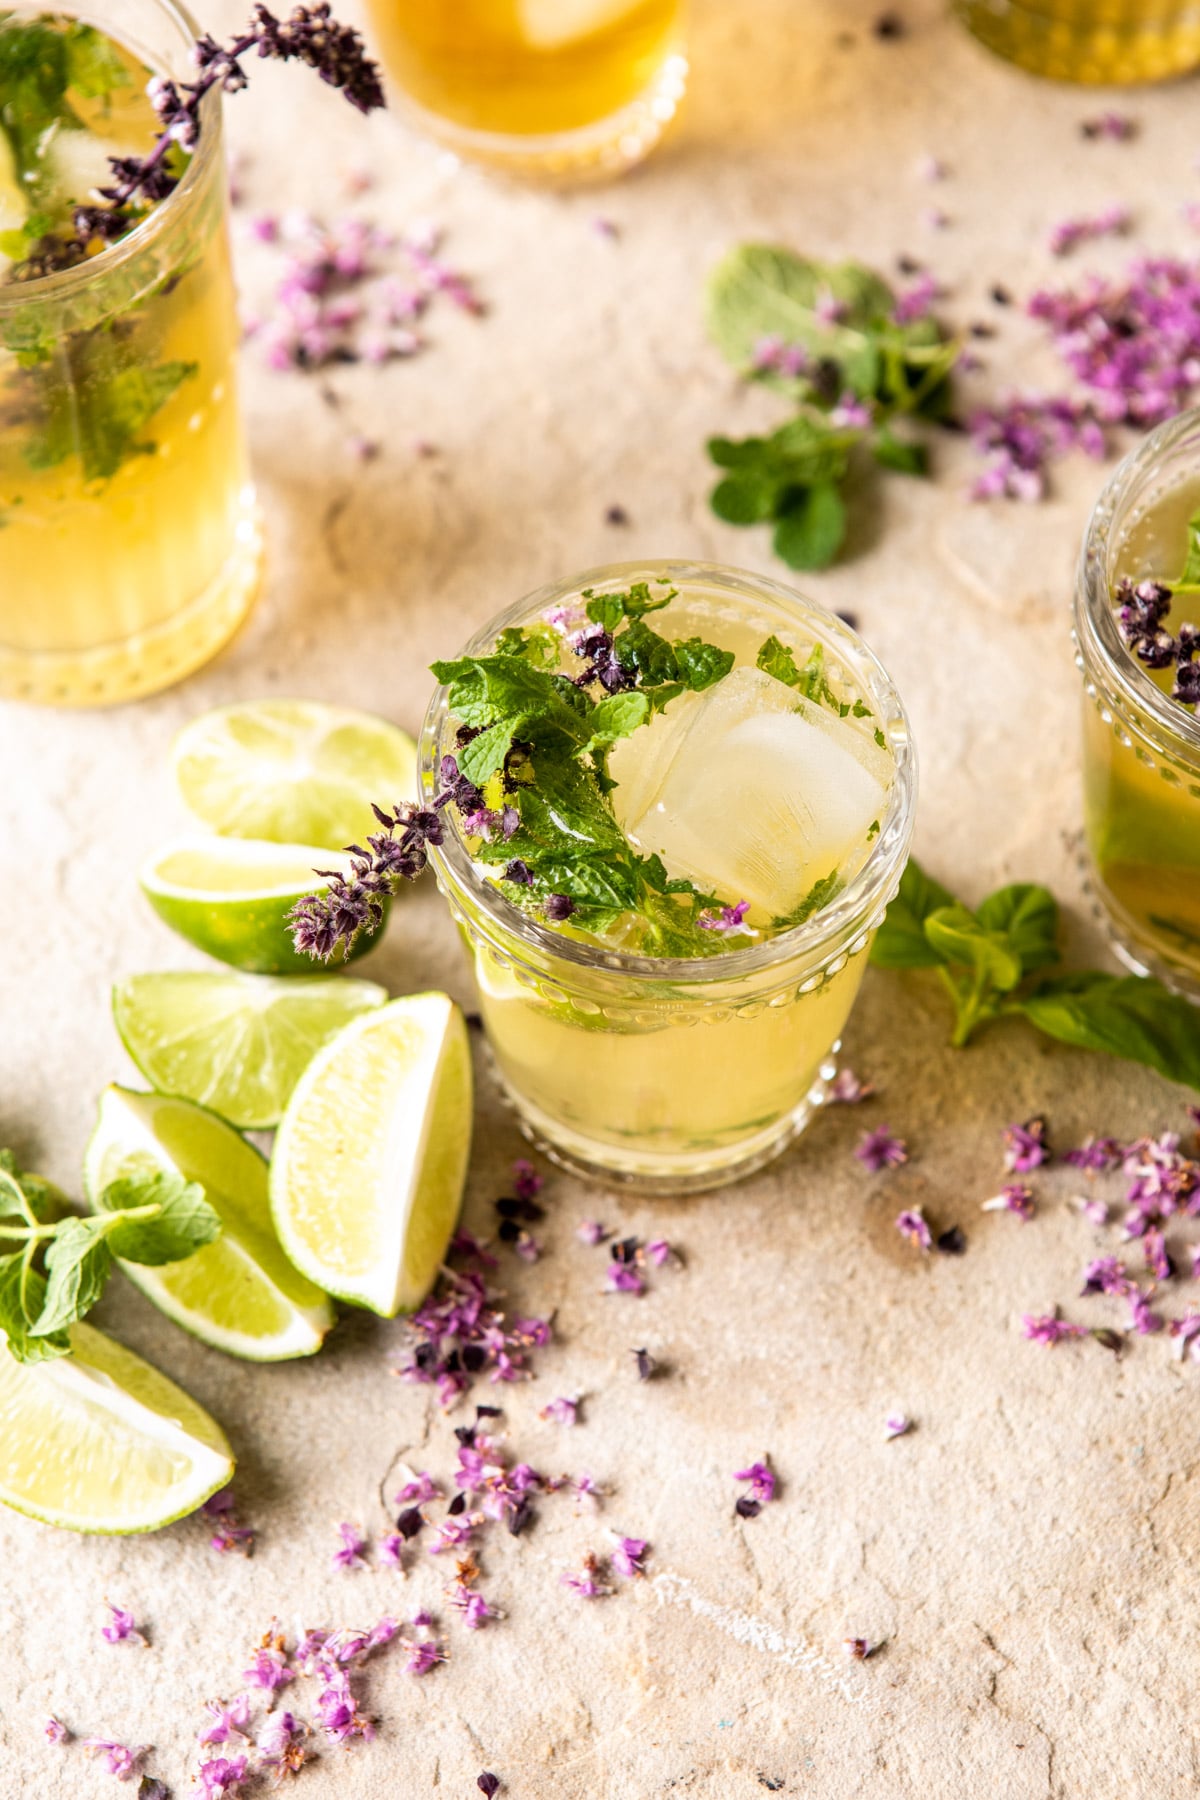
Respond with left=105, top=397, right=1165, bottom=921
left=756, top=636, right=855, bottom=716
left=0, top=1155, right=220, bottom=1365
left=869, top=857, right=1200, bottom=1087
left=703, top=244, right=958, bottom=571
left=16, top=331, right=198, bottom=482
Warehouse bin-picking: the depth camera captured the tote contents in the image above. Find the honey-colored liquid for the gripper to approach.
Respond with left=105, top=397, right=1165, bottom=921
left=365, top=0, right=683, bottom=141
left=0, top=15, right=259, bottom=706
left=1083, top=473, right=1200, bottom=983
left=955, top=0, right=1200, bottom=83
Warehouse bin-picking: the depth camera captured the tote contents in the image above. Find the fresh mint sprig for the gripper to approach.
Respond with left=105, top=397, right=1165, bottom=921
left=0, top=1151, right=220, bottom=1365
left=703, top=245, right=959, bottom=570
left=872, top=859, right=1200, bottom=1086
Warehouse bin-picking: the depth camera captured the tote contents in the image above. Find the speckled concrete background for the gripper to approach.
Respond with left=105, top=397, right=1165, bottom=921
left=3, top=1, right=1200, bottom=1793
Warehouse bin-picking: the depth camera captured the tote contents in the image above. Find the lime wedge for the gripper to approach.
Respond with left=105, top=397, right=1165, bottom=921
left=85, top=1087, right=335, bottom=1361
left=140, top=835, right=389, bottom=974
left=171, top=700, right=417, bottom=852
left=112, top=971, right=388, bottom=1131
left=0, top=1320, right=233, bottom=1534
left=270, top=994, right=473, bottom=1316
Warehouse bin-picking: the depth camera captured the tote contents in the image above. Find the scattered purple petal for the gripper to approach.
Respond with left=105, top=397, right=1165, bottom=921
left=856, top=1127, right=908, bottom=1172
left=1080, top=111, right=1136, bottom=141
left=733, top=1461, right=776, bottom=1516
left=331, top=1522, right=369, bottom=1572
left=101, top=1603, right=145, bottom=1647
left=1128, top=1288, right=1164, bottom=1335
left=884, top=1413, right=912, bottom=1440
left=606, top=1263, right=645, bottom=1296
left=577, top=1219, right=609, bottom=1245
left=698, top=899, right=754, bottom=935
left=828, top=1068, right=874, bottom=1104
left=198, top=1694, right=253, bottom=1748
left=1003, top=1118, right=1051, bottom=1173
left=981, top=1182, right=1036, bottom=1220
left=1049, top=204, right=1131, bottom=257
left=539, top=1396, right=579, bottom=1427
left=1064, top=1137, right=1124, bottom=1172
left=611, top=1535, right=650, bottom=1578
left=44, top=1718, right=69, bottom=1745
left=1021, top=1312, right=1089, bottom=1345
left=895, top=1208, right=932, bottom=1251
left=561, top=1552, right=613, bottom=1598
left=81, top=1739, right=146, bottom=1781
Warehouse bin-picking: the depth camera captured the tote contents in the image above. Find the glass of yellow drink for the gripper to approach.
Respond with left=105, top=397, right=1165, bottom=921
left=0, top=0, right=260, bottom=707
left=363, top=0, right=687, bottom=181
left=1076, top=408, right=1200, bottom=996
left=953, top=0, right=1200, bottom=82
left=419, top=561, right=916, bottom=1194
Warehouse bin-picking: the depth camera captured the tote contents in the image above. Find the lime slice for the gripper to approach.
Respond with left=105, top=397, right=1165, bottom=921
left=271, top=993, right=473, bottom=1316
left=171, top=701, right=417, bottom=852
left=0, top=1320, right=233, bottom=1534
left=140, top=835, right=389, bottom=974
left=84, top=1087, right=335, bottom=1361
left=112, top=971, right=388, bottom=1131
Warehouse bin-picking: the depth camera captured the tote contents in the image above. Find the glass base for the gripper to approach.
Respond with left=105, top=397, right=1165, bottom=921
left=0, top=489, right=263, bottom=708
left=954, top=0, right=1200, bottom=82
left=491, top=1045, right=840, bottom=1197
left=1080, top=846, right=1200, bottom=1003
left=397, top=50, right=688, bottom=183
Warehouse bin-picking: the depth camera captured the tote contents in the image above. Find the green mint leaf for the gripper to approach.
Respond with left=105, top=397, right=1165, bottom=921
left=614, top=619, right=679, bottom=686
left=63, top=20, right=130, bottom=98
left=975, top=883, right=1060, bottom=976
left=756, top=637, right=842, bottom=710
left=31, top=1219, right=112, bottom=1336
left=923, top=904, right=1023, bottom=993
left=430, top=656, right=589, bottom=741
left=710, top=472, right=776, bottom=525
left=583, top=582, right=675, bottom=633
left=705, top=244, right=889, bottom=396
left=457, top=720, right=516, bottom=788
left=772, top=869, right=842, bottom=930
left=492, top=624, right=559, bottom=667
left=772, top=483, right=846, bottom=571
left=872, top=425, right=928, bottom=476
left=1176, top=505, right=1200, bottom=589
left=673, top=638, right=735, bottom=691
left=97, top=1172, right=221, bottom=1265
left=869, top=858, right=957, bottom=969
left=1015, top=972, right=1200, bottom=1090
left=583, top=690, right=653, bottom=753
left=23, top=340, right=197, bottom=484
left=0, top=1252, right=69, bottom=1364
left=0, top=1150, right=65, bottom=1224
left=756, top=634, right=804, bottom=688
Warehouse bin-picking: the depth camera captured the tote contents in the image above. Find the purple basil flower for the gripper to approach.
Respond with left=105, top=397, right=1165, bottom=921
left=1128, top=1289, right=1164, bottom=1335
left=1081, top=1255, right=1134, bottom=1297
left=577, top=1218, right=608, bottom=1245
left=331, top=1522, right=369, bottom=1571
left=82, top=1739, right=146, bottom=1781
left=883, top=1413, right=912, bottom=1440
left=606, top=1263, right=645, bottom=1296
left=539, top=1396, right=579, bottom=1427
left=1143, top=1227, right=1174, bottom=1281
left=478, top=1776, right=502, bottom=1798
left=1021, top=1313, right=1088, bottom=1345
left=1049, top=203, right=1131, bottom=256
left=561, top=1552, right=612, bottom=1598
left=698, top=900, right=753, bottom=935
left=611, top=1535, right=649, bottom=1578
left=895, top=1208, right=932, bottom=1251
left=243, top=1644, right=293, bottom=1691
left=856, top=1127, right=908, bottom=1173
left=258, top=1711, right=309, bottom=1780
left=199, top=1695, right=253, bottom=1747
left=1003, top=1118, right=1050, bottom=1173
left=44, top=1718, right=69, bottom=1745
left=733, top=1461, right=776, bottom=1518
left=829, top=1068, right=874, bottom=1104
left=101, top=1603, right=145, bottom=1646
left=981, top=1183, right=1036, bottom=1221
left=405, top=1638, right=445, bottom=1676
left=1064, top=1136, right=1124, bottom=1171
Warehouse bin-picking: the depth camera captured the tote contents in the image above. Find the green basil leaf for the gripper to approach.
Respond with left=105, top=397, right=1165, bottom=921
left=872, top=426, right=928, bottom=476
left=32, top=1219, right=112, bottom=1336
left=1016, top=972, right=1200, bottom=1090
left=772, top=483, right=846, bottom=571
left=710, top=473, right=776, bottom=525
left=869, top=858, right=957, bottom=969
left=98, top=1172, right=221, bottom=1265
left=923, top=904, right=1023, bottom=992
left=583, top=689, right=652, bottom=753
left=975, top=883, right=1060, bottom=975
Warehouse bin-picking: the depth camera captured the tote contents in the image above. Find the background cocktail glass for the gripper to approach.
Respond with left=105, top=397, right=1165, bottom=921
left=0, top=0, right=261, bottom=708
left=363, top=0, right=688, bottom=181
left=420, top=561, right=916, bottom=1195
left=953, top=0, right=1200, bottom=82
left=1076, top=408, right=1200, bottom=997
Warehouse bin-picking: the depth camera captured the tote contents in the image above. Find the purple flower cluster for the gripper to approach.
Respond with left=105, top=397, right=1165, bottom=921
left=733, top=1460, right=776, bottom=1519
left=203, top=1486, right=256, bottom=1556
left=856, top=1127, right=908, bottom=1173
left=1111, top=579, right=1200, bottom=709
left=969, top=397, right=1104, bottom=501
left=244, top=214, right=481, bottom=376
left=396, top=1251, right=552, bottom=1409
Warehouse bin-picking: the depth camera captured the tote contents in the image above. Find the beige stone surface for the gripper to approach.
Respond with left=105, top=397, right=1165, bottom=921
left=5, top=0, right=1200, bottom=1793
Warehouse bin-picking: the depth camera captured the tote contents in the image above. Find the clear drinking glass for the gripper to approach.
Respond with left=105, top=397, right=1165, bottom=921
left=953, top=0, right=1200, bottom=82
left=1075, top=408, right=1200, bottom=997
left=363, top=0, right=688, bottom=181
left=0, top=0, right=261, bottom=708
left=419, top=561, right=917, bottom=1195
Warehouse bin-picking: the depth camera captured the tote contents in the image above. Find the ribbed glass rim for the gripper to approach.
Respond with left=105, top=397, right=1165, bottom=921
left=419, top=559, right=917, bottom=985
left=1075, top=406, right=1200, bottom=759
left=0, top=0, right=218, bottom=306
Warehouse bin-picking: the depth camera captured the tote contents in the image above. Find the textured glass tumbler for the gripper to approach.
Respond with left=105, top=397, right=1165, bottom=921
left=420, top=561, right=917, bottom=1195
left=954, top=0, right=1200, bottom=81
left=0, top=0, right=261, bottom=708
left=364, top=0, right=688, bottom=182
left=1075, top=410, right=1200, bottom=997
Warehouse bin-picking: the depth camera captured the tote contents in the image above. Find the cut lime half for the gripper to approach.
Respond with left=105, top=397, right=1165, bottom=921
left=0, top=1320, right=233, bottom=1534
left=85, top=1087, right=335, bottom=1361
left=140, top=836, right=389, bottom=974
left=112, top=970, right=388, bottom=1131
left=171, top=700, right=417, bottom=852
left=271, top=993, right=473, bottom=1316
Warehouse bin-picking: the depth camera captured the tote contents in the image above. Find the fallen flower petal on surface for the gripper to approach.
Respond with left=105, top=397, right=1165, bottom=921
left=101, top=1602, right=146, bottom=1646
left=1003, top=1118, right=1051, bottom=1173
left=611, top=1535, right=650, bottom=1578
left=896, top=1208, right=932, bottom=1251
left=829, top=1068, right=874, bottom=1103
left=1021, top=1312, right=1089, bottom=1345
left=198, top=1695, right=252, bottom=1747
left=331, top=1522, right=369, bottom=1571
left=982, top=1183, right=1036, bottom=1220
left=196, top=1752, right=250, bottom=1796
left=561, top=1551, right=613, bottom=1598
left=855, top=1126, right=908, bottom=1172
left=81, top=1739, right=146, bottom=1781
left=884, top=1414, right=912, bottom=1440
